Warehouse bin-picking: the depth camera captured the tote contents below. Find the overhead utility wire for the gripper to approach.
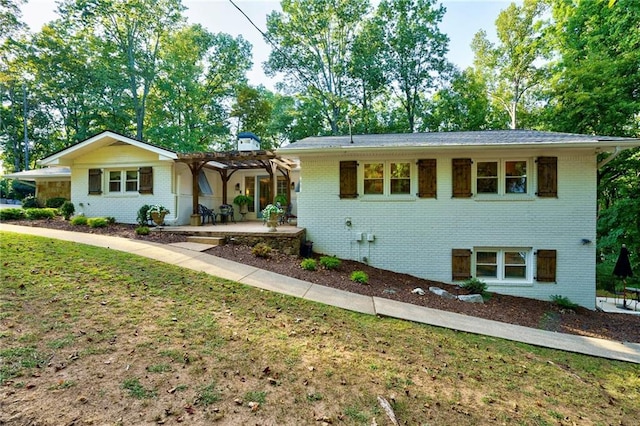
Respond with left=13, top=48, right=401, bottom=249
left=227, top=0, right=320, bottom=92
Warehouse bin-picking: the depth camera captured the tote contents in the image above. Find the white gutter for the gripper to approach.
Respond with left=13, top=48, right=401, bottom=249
left=597, top=146, right=622, bottom=169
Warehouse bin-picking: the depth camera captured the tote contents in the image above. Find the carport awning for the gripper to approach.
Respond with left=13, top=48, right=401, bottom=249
left=3, top=166, right=71, bottom=180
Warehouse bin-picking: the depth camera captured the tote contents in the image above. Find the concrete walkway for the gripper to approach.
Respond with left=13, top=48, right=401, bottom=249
left=2, top=223, right=639, bottom=364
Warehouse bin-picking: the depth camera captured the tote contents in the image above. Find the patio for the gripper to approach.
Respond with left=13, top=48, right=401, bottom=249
left=151, top=220, right=306, bottom=256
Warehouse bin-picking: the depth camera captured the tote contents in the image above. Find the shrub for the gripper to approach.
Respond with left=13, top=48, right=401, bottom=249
left=0, top=208, right=26, bottom=220
left=87, top=217, right=108, bottom=228
left=319, top=256, right=341, bottom=270
left=350, top=270, right=369, bottom=284
left=70, top=215, right=88, bottom=226
left=21, top=196, right=40, bottom=208
left=25, top=208, right=56, bottom=220
left=135, top=226, right=150, bottom=235
left=461, top=278, right=487, bottom=295
left=300, top=258, right=317, bottom=271
left=550, top=295, right=578, bottom=310
left=59, top=201, right=75, bottom=220
left=137, top=205, right=151, bottom=225
left=251, top=242, right=272, bottom=258
left=45, top=197, right=67, bottom=208
left=105, top=216, right=116, bottom=225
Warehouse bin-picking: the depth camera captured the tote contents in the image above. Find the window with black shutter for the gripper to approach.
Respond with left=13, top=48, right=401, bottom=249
left=417, top=159, right=437, bottom=198
left=339, top=161, right=358, bottom=199
left=88, top=169, right=102, bottom=195
left=138, top=167, right=153, bottom=194
left=537, top=157, right=557, bottom=197
left=452, top=158, right=472, bottom=198
left=536, top=250, right=557, bottom=282
left=452, top=249, right=472, bottom=281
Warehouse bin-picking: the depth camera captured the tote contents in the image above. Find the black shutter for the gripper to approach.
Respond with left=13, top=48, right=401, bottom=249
left=452, top=249, right=472, bottom=281
left=339, top=161, right=358, bottom=199
left=537, top=157, right=557, bottom=197
left=452, top=158, right=472, bottom=198
left=536, top=250, right=557, bottom=282
left=88, top=169, right=102, bottom=195
left=417, top=159, right=437, bottom=198
left=139, top=167, right=153, bottom=194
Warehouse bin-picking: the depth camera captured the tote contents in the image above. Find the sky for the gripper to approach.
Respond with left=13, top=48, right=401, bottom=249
left=20, top=0, right=514, bottom=90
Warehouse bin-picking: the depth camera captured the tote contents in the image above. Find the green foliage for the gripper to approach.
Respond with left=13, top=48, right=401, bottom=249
left=21, top=196, right=40, bottom=209
left=319, top=256, right=341, bottom=270
left=550, top=295, right=578, bottom=311
left=0, top=208, right=26, bottom=220
left=244, top=390, right=267, bottom=404
left=0, top=346, right=48, bottom=385
left=59, top=201, right=75, bottom=220
left=462, top=278, right=488, bottom=295
left=137, top=205, right=151, bottom=225
left=252, top=243, right=272, bottom=258
left=121, top=377, right=156, bottom=399
left=195, top=382, right=221, bottom=406
left=87, top=217, right=108, bottom=228
left=350, top=270, right=369, bottom=284
left=300, top=258, right=317, bottom=271
left=233, top=194, right=253, bottom=206
left=25, top=208, right=56, bottom=220
left=70, top=216, right=88, bottom=226
left=135, top=226, right=150, bottom=236
left=45, top=197, right=67, bottom=208
left=105, top=216, right=116, bottom=225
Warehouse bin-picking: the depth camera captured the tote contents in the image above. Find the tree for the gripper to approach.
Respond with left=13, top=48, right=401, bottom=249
left=425, top=67, right=495, bottom=131
left=59, top=0, right=185, bottom=140
left=144, top=26, right=252, bottom=151
left=230, top=85, right=273, bottom=146
left=265, top=0, right=371, bottom=135
left=543, top=0, right=640, bottom=136
left=471, top=0, right=548, bottom=129
left=374, top=0, right=450, bottom=132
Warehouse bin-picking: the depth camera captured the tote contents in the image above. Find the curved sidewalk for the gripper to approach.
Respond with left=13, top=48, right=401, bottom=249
left=2, top=223, right=639, bottom=364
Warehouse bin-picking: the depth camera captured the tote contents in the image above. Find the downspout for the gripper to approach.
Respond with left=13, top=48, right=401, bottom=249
left=166, top=173, right=181, bottom=225
left=597, top=146, right=622, bottom=169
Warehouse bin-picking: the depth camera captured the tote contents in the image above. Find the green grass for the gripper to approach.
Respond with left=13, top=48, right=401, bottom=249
left=1, top=231, right=639, bottom=425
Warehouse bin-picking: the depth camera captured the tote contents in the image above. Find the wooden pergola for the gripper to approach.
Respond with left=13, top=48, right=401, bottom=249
left=175, top=150, right=297, bottom=216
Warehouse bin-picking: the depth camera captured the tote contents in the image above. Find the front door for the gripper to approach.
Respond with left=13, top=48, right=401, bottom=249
left=257, top=175, right=272, bottom=218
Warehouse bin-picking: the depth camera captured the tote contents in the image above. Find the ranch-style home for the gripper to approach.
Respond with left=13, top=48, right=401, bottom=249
left=277, top=130, right=640, bottom=309
left=11, top=130, right=299, bottom=225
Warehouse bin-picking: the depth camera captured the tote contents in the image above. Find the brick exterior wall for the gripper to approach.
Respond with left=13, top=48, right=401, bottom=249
left=296, top=148, right=597, bottom=309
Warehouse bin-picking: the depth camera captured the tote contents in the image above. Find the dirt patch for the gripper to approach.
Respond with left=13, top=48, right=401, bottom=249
left=4, top=217, right=640, bottom=343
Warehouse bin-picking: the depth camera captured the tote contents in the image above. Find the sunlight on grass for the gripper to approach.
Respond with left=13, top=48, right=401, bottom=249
left=1, top=231, right=639, bottom=424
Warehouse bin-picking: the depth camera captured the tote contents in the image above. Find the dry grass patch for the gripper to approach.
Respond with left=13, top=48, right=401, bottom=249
left=1, top=231, right=639, bottom=425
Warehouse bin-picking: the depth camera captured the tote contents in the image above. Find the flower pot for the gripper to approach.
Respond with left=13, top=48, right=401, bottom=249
left=266, top=212, right=278, bottom=232
left=150, top=212, right=166, bottom=226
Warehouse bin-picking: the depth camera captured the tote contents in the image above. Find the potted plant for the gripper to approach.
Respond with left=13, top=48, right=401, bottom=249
left=262, top=203, right=283, bottom=232
left=147, top=204, right=170, bottom=226
left=274, top=194, right=288, bottom=207
left=233, top=194, right=254, bottom=214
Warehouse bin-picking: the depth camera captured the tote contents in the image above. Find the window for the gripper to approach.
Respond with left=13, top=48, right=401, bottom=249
left=364, top=163, right=384, bottom=194
left=88, top=169, right=102, bottom=194
left=362, top=161, right=411, bottom=196
left=108, top=170, right=138, bottom=193
left=475, top=248, right=531, bottom=282
left=475, top=160, right=527, bottom=195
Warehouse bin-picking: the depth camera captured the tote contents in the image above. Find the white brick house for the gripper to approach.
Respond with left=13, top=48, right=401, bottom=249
left=35, top=131, right=298, bottom=225
left=278, top=130, right=640, bottom=309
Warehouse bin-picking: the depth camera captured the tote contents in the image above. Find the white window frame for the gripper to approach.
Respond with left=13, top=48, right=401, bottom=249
left=474, top=159, right=530, bottom=196
left=360, top=160, right=413, bottom=198
left=107, top=169, right=139, bottom=194
left=473, top=247, right=533, bottom=285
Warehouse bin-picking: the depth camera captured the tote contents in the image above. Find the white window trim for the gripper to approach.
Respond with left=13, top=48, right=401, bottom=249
left=360, top=160, right=414, bottom=199
left=473, top=247, right=533, bottom=286
left=107, top=169, right=139, bottom=195
left=473, top=158, right=531, bottom=199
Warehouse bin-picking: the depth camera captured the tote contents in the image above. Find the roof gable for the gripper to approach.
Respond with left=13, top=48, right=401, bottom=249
left=38, top=130, right=178, bottom=166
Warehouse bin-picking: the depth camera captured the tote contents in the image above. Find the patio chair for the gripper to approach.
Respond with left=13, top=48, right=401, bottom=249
left=198, top=204, right=216, bottom=225
left=279, top=203, right=297, bottom=225
left=218, top=204, right=235, bottom=224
